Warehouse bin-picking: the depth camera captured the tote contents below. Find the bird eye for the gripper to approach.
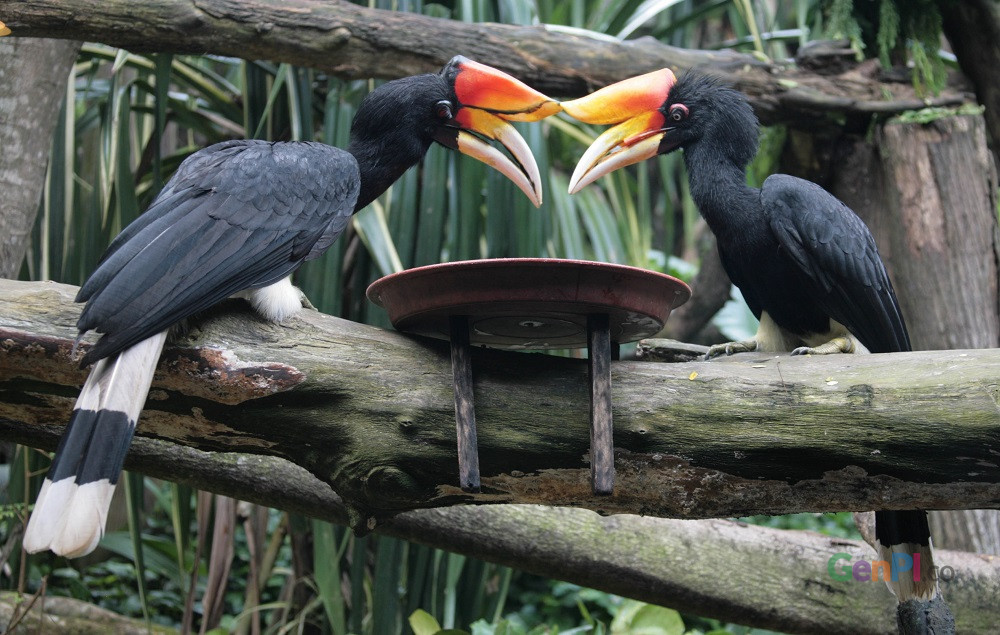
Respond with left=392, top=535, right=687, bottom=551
left=668, top=104, right=689, bottom=122
left=435, top=100, right=453, bottom=120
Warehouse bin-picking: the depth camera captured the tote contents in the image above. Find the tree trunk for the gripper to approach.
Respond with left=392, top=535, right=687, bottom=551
left=822, top=113, right=1000, bottom=555
left=940, top=0, right=1000, bottom=170
left=0, top=37, right=79, bottom=277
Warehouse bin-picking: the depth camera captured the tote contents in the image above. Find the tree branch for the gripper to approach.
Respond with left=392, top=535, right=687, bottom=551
left=0, top=37, right=79, bottom=277
left=27, top=421, right=998, bottom=635
left=2, top=277, right=999, bottom=525
left=0, top=0, right=966, bottom=127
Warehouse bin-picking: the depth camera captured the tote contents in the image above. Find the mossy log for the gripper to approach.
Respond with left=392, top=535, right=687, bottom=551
left=0, top=0, right=966, bottom=127
left=2, top=278, right=1000, bottom=633
left=0, top=591, right=175, bottom=634
left=1, top=278, right=999, bottom=524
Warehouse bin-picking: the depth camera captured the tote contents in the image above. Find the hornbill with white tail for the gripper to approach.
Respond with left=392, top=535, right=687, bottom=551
left=24, top=56, right=558, bottom=558
left=562, top=70, right=954, bottom=633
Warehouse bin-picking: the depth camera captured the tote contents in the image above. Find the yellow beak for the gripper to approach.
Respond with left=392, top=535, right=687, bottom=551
left=561, top=69, right=677, bottom=193
left=444, top=57, right=562, bottom=206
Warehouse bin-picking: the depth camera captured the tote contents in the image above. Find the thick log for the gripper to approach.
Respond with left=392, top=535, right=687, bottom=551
left=1, top=278, right=999, bottom=526
left=0, top=0, right=966, bottom=127
left=3, top=278, right=1000, bottom=632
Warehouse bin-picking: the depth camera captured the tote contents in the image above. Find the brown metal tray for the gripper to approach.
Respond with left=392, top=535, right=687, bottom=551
left=367, top=258, right=691, bottom=349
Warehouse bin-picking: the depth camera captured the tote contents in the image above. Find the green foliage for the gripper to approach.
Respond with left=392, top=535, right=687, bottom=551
left=823, top=0, right=865, bottom=57
left=894, top=103, right=985, bottom=125
left=820, top=0, right=948, bottom=96
left=902, top=1, right=947, bottom=97
left=875, top=0, right=901, bottom=68
left=741, top=512, right=861, bottom=540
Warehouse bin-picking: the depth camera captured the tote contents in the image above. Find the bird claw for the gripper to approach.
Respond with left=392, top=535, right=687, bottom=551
left=791, top=337, right=855, bottom=356
left=297, top=287, right=317, bottom=311
left=704, top=339, right=758, bottom=360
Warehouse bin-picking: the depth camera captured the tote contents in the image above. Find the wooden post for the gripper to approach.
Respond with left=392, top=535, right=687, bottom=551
left=448, top=315, right=480, bottom=493
left=587, top=313, right=614, bottom=495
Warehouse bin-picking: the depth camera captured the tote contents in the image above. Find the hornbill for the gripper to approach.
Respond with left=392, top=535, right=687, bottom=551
left=24, top=56, right=559, bottom=558
left=562, top=71, right=954, bottom=631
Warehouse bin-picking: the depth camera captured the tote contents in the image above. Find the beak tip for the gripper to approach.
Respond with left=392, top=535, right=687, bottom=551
left=530, top=188, right=543, bottom=208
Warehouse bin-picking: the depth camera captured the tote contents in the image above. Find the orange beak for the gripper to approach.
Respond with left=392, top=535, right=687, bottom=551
left=561, top=69, right=677, bottom=193
left=439, top=56, right=561, bottom=207
left=0, top=21, right=11, bottom=37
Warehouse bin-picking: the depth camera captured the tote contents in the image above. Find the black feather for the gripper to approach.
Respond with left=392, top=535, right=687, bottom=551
left=78, top=140, right=359, bottom=365
left=761, top=174, right=910, bottom=353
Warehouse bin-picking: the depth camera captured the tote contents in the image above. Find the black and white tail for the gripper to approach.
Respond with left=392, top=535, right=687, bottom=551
left=875, top=510, right=955, bottom=633
left=24, top=332, right=167, bottom=558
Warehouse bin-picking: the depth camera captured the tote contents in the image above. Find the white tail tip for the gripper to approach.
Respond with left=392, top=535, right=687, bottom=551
left=24, top=478, right=115, bottom=558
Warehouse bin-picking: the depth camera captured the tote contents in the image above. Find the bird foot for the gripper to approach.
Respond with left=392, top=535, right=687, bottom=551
left=704, top=338, right=758, bottom=360
left=791, top=336, right=856, bottom=356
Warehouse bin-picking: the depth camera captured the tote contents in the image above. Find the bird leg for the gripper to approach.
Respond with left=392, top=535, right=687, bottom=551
left=791, top=336, right=857, bottom=356
left=704, top=338, right=758, bottom=359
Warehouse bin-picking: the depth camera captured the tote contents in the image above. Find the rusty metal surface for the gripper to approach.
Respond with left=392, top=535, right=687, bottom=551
left=367, top=258, right=691, bottom=349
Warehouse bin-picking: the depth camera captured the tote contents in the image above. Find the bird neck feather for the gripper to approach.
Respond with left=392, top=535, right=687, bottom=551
left=348, top=139, right=423, bottom=212
left=684, top=145, right=759, bottom=237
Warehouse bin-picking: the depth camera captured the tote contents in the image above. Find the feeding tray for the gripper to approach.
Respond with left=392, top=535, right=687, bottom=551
left=367, top=258, right=690, bottom=348
left=367, top=258, right=691, bottom=494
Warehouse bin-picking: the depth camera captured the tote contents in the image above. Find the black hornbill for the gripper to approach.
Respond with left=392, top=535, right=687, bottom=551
left=24, top=56, right=559, bottom=558
left=562, top=71, right=953, bottom=630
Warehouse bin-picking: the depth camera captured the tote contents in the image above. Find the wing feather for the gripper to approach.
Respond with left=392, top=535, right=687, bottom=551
left=79, top=140, right=360, bottom=364
left=762, top=174, right=910, bottom=353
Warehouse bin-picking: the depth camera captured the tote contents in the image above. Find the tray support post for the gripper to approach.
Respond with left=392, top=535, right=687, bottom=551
left=449, top=315, right=481, bottom=493
left=587, top=313, right=614, bottom=495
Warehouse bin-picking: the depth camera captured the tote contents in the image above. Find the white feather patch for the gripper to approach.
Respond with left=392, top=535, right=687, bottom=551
left=98, top=333, right=168, bottom=420
left=877, top=540, right=938, bottom=601
left=23, top=477, right=69, bottom=553
left=239, top=277, right=303, bottom=323
left=50, top=479, right=115, bottom=558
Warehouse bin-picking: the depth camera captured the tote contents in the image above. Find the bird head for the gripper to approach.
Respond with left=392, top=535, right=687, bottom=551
left=350, top=56, right=559, bottom=207
left=562, top=70, right=757, bottom=193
